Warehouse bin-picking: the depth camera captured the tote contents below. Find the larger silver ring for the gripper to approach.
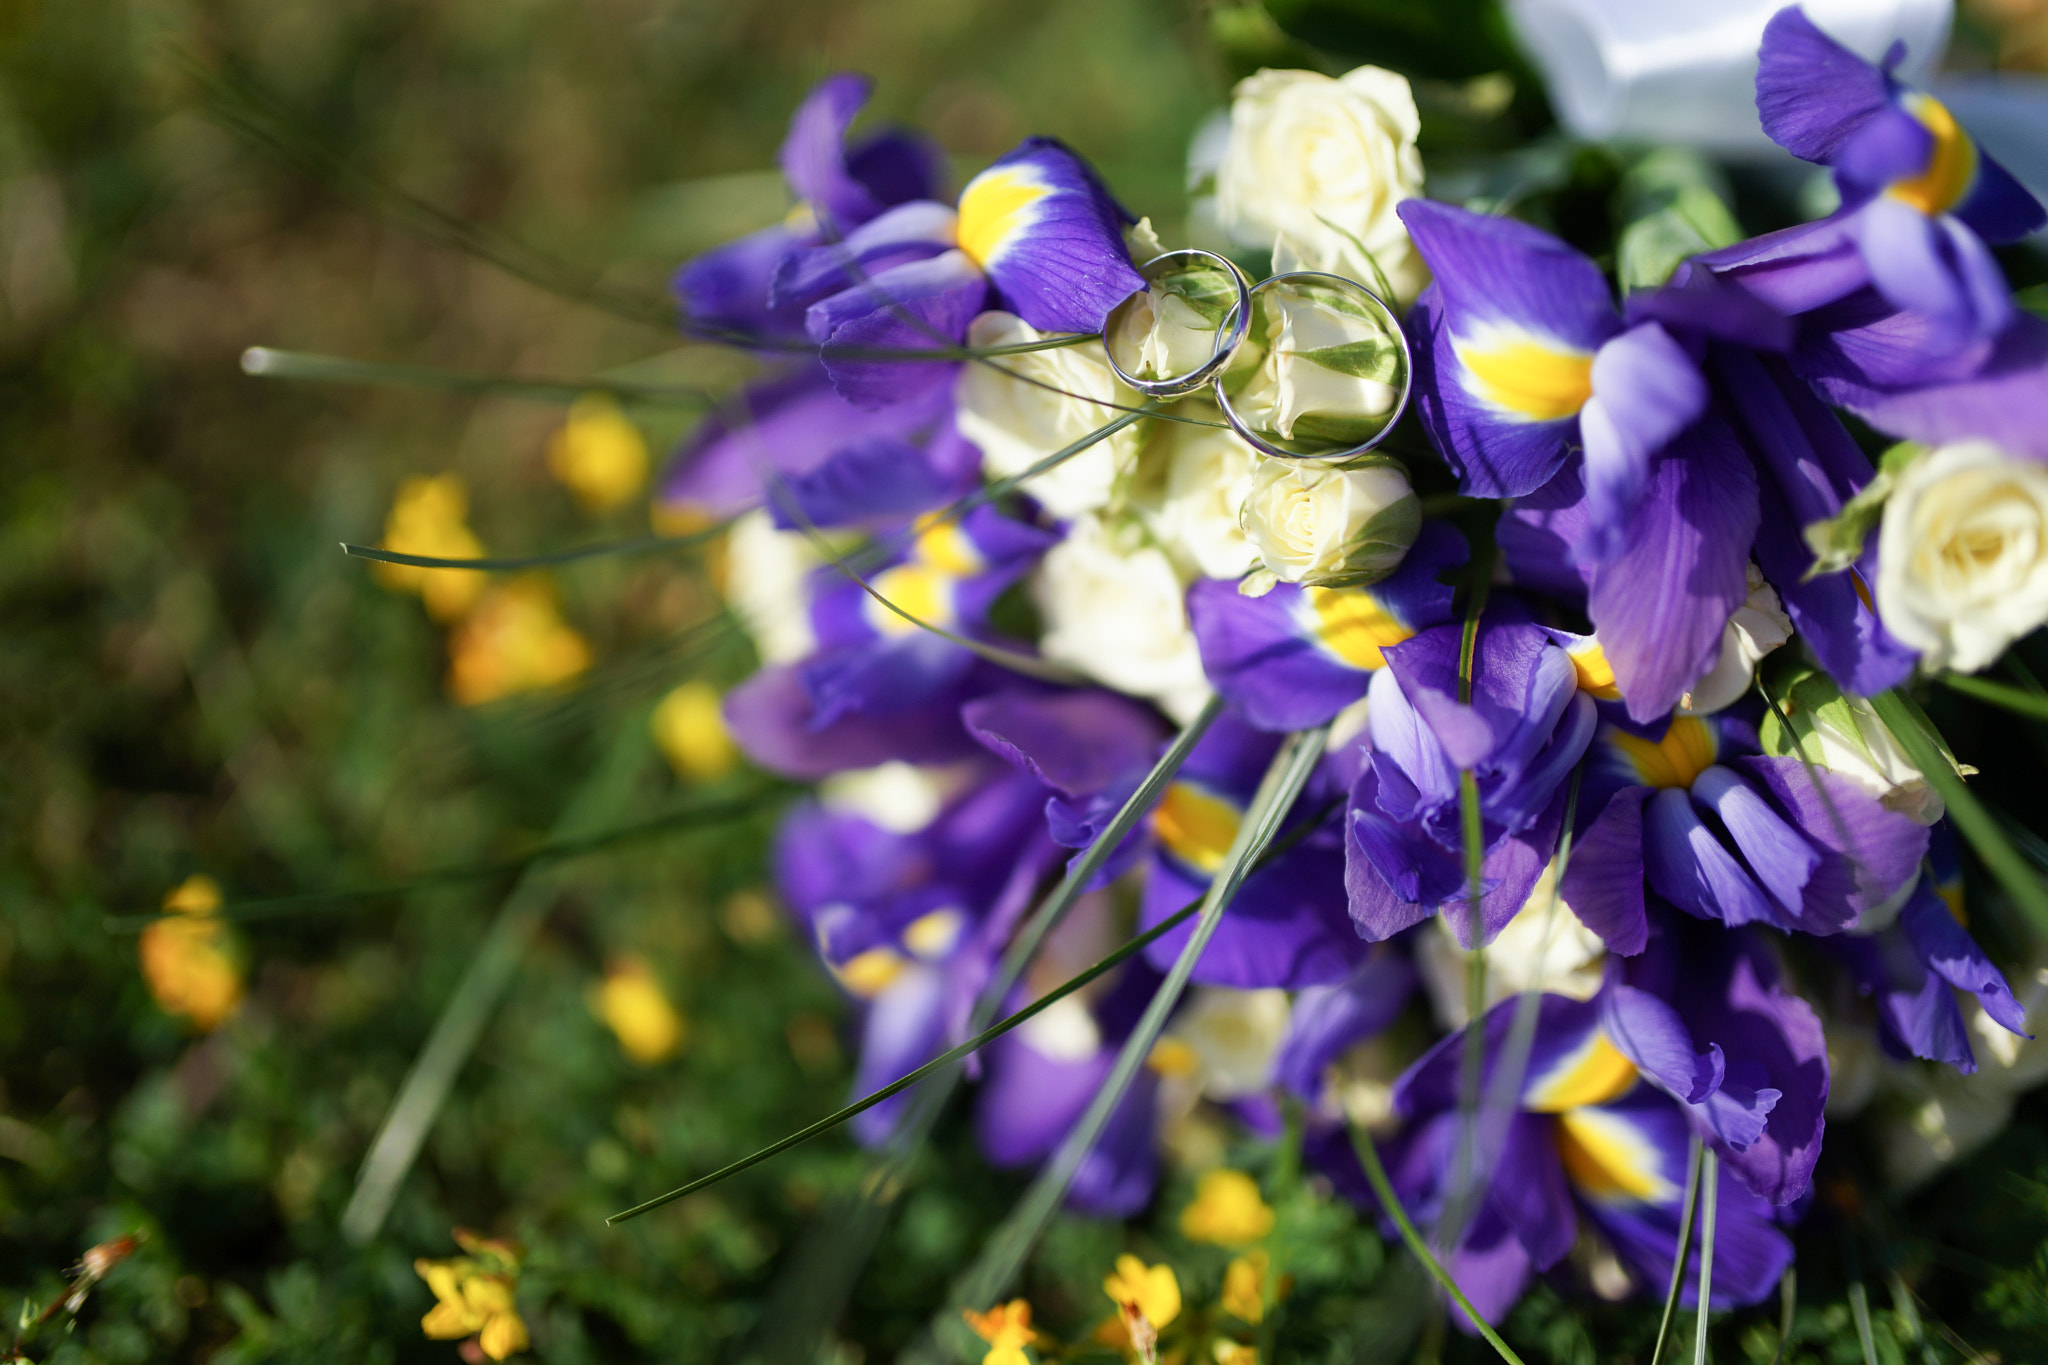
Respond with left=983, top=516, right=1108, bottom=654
left=1211, top=271, right=1413, bottom=462
left=1102, top=250, right=1253, bottom=400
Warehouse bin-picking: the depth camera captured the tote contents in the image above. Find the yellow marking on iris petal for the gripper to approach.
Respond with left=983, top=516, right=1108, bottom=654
left=1151, top=783, right=1242, bottom=875
left=902, top=908, right=966, bottom=960
left=1525, top=1030, right=1640, bottom=1112
left=1306, top=587, right=1412, bottom=670
left=1455, top=331, right=1595, bottom=422
left=1888, top=93, right=1979, bottom=217
left=865, top=563, right=956, bottom=636
left=956, top=166, right=1050, bottom=270
left=1940, top=879, right=1968, bottom=927
left=913, top=512, right=985, bottom=576
left=835, top=946, right=908, bottom=998
left=1605, top=716, right=1718, bottom=790
left=1555, top=1107, right=1676, bottom=1204
left=1568, top=641, right=1623, bottom=700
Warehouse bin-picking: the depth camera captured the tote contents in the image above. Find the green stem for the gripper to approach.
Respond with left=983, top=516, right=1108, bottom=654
left=1872, top=688, right=2048, bottom=938
left=1650, top=1136, right=1705, bottom=1365
left=1694, top=1148, right=1719, bottom=1365
left=340, top=520, right=730, bottom=573
left=1939, top=672, right=2048, bottom=720
left=1348, top=1125, right=1527, bottom=1365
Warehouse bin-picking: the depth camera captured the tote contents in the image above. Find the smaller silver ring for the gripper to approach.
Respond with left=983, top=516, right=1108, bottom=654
left=1102, top=250, right=1253, bottom=400
left=1211, top=271, right=1413, bottom=462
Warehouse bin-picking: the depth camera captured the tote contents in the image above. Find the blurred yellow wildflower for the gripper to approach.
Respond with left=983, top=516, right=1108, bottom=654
left=376, top=474, right=488, bottom=622
left=1179, top=1169, right=1274, bottom=1247
left=446, top=577, right=591, bottom=705
left=1104, top=1254, right=1180, bottom=1362
left=651, top=680, right=737, bottom=781
left=139, top=875, right=241, bottom=1031
left=961, top=1298, right=1038, bottom=1365
left=589, top=957, right=686, bottom=1064
left=415, top=1230, right=527, bottom=1360
left=546, top=394, right=647, bottom=512
left=1212, top=1341, right=1258, bottom=1365
left=1220, top=1250, right=1269, bottom=1324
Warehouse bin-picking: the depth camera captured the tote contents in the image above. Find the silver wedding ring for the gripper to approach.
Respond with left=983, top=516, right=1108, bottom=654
left=1211, top=271, right=1413, bottom=463
left=1102, top=250, right=1253, bottom=400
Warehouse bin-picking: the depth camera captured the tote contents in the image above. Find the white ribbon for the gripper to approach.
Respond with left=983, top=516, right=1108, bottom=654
left=1505, top=0, right=1952, bottom=154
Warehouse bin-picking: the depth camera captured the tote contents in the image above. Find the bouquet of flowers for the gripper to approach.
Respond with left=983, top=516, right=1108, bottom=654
left=177, top=3, right=2048, bottom=1362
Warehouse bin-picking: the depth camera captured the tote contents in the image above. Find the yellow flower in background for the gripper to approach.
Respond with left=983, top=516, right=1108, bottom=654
left=546, top=394, right=648, bottom=513
left=376, top=474, right=488, bottom=622
left=139, top=875, right=241, bottom=1031
left=651, top=681, right=737, bottom=782
left=589, top=957, right=686, bottom=1064
left=1212, top=1340, right=1258, bottom=1365
left=1220, top=1250, right=1270, bottom=1324
left=415, top=1230, right=527, bottom=1360
left=446, top=577, right=591, bottom=705
left=1179, top=1169, right=1274, bottom=1247
left=1104, top=1254, right=1181, bottom=1334
left=961, top=1298, right=1038, bottom=1365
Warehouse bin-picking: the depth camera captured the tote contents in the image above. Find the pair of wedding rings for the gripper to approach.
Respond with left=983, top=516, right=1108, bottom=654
left=1102, top=250, right=1413, bottom=461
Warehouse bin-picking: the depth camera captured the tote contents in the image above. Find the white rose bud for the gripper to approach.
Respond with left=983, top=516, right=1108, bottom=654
left=1762, top=670, right=1946, bottom=831
left=955, top=310, right=1142, bottom=521
left=1680, top=563, right=1793, bottom=715
left=1152, top=417, right=1262, bottom=581
left=1230, top=278, right=1404, bottom=450
left=1034, top=514, right=1214, bottom=721
left=1214, top=66, right=1427, bottom=301
left=1240, top=458, right=1418, bottom=589
left=1875, top=439, right=2048, bottom=674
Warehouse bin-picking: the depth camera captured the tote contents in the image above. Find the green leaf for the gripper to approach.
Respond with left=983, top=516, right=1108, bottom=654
left=1295, top=337, right=1404, bottom=381
left=1615, top=150, right=1743, bottom=291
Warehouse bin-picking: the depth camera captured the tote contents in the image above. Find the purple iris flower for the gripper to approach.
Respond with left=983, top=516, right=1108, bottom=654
left=658, top=363, right=975, bottom=523
left=775, top=754, right=1062, bottom=1143
left=1560, top=710, right=1928, bottom=947
left=1679, top=9, right=2048, bottom=458
left=722, top=507, right=1057, bottom=782
left=1828, top=825, right=2030, bottom=1071
left=964, top=692, right=1366, bottom=990
left=1273, top=946, right=1419, bottom=1108
left=1310, top=928, right=1818, bottom=1329
left=1187, top=522, right=1466, bottom=734
left=674, top=73, right=946, bottom=343
left=1345, top=610, right=1599, bottom=949
left=768, top=138, right=1146, bottom=407
left=1401, top=201, right=1771, bottom=719
left=1715, top=8, right=2044, bottom=358
left=975, top=951, right=1170, bottom=1217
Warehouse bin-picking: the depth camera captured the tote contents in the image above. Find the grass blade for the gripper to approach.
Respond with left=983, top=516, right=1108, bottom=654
left=1768, top=1267, right=1795, bottom=1365
left=1872, top=688, right=2048, bottom=938
left=725, top=698, right=1226, bottom=1363
left=1693, top=1147, right=1718, bottom=1365
left=908, top=724, right=1330, bottom=1363
left=606, top=893, right=1208, bottom=1224
left=105, top=785, right=782, bottom=931
left=1940, top=672, right=2048, bottom=720
left=241, top=346, right=713, bottom=408
left=1650, top=1135, right=1705, bottom=1365
left=1847, top=1281, right=1878, bottom=1365
left=340, top=520, right=730, bottom=574
left=1348, top=1124, right=1527, bottom=1365
left=340, top=721, right=653, bottom=1244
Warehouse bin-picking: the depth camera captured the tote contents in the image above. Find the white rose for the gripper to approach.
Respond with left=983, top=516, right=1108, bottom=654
left=1106, top=281, right=1220, bottom=384
left=1680, top=563, right=1793, bottom=715
left=955, top=311, right=1143, bottom=521
left=725, top=509, right=818, bottom=664
left=1034, top=514, right=1213, bottom=721
left=1240, top=458, right=1416, bottom=586
left=1152, top=418, right=1261, bottom=581
left=1231, top=281, right=1402, bottom=447
left=1875, top=439, right=2048, bottom=674
left=1812, top=693, right=1944, bottom=828
left=1214, top=66, right=1427, bottom=300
